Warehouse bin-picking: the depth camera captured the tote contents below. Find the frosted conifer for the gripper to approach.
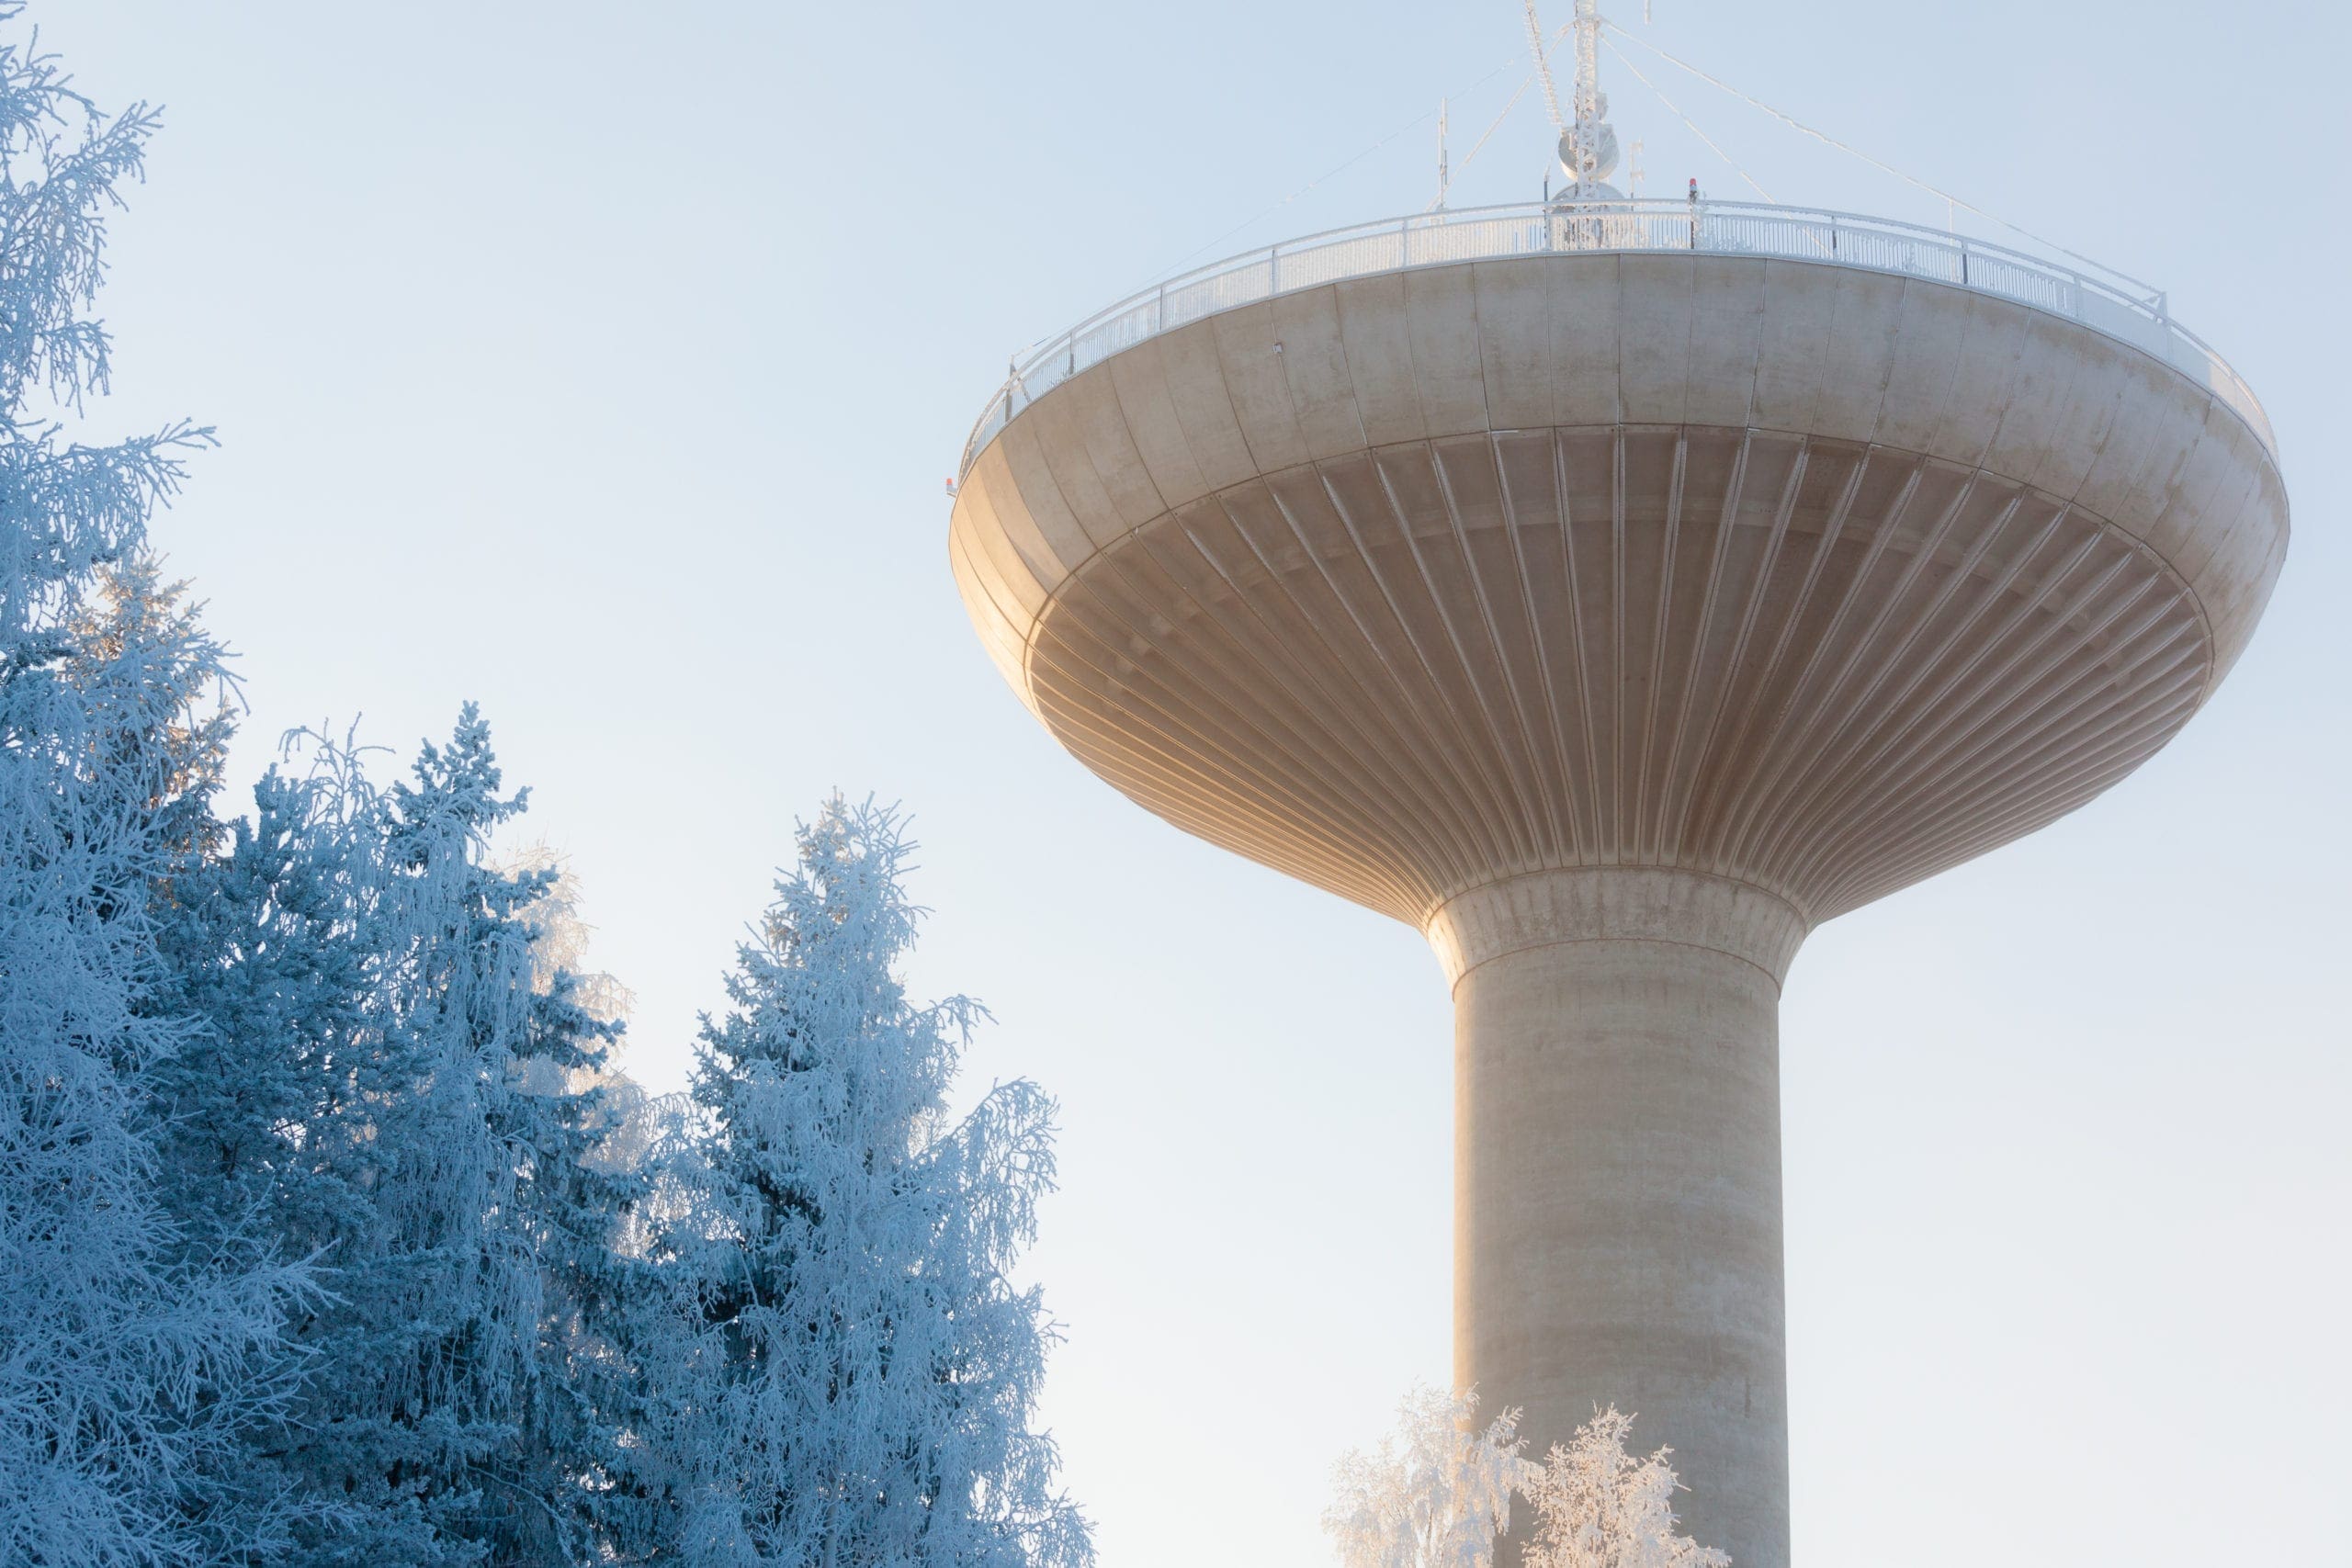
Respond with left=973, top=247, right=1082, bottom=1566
left=146, top=736, right=394, bottom=1559
left=643, top=797, right=1092, bottom=1567
left=308, top=709, right=634, bottom=1562
left=487, top=847, right=655, bottom=1563
left=151, top=713, right=652, bottom=1563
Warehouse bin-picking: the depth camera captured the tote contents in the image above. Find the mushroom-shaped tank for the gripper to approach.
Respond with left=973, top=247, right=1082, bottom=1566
left=948, top=203, right=2287, bottom=1567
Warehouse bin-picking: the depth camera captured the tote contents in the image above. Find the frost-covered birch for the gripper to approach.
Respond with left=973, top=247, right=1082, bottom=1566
left=1519, top=1407, right=1730, bottom=1568
left=1324, top=1385, right=1532, bottom=1568
left=641, top=798, right=1092, bottom=1567
left=0, top=16, right=307, bottom=1562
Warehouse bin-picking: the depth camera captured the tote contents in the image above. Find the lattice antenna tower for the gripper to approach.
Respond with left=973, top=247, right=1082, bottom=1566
left=1537, top=0, right=1622, bottom=199
left=1569, top=0, right=1601, bottom=179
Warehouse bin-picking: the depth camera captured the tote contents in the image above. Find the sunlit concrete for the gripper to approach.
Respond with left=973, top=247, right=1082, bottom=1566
left=1437, top=867, right=1800, bottom=1560
left=948, top=249, right=2288, bottom=1567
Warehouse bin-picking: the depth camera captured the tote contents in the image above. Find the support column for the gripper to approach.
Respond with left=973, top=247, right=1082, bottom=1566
left=1425, top=869, right=1807, bottom=1568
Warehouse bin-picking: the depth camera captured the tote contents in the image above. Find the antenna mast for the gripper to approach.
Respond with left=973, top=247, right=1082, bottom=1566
left=1526, top=1, right=1619, bottom=201
left=1562, top=0, right=1620, bottom=197
left=1570, top=0, right=1600, bottom=172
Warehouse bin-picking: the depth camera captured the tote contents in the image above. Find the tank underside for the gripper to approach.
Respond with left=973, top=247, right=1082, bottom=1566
left=1016, top=421, right=2214, bottom=928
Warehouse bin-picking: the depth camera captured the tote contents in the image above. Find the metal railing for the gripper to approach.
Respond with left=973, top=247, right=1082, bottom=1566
left=957, top=198, right=2275, bottom=477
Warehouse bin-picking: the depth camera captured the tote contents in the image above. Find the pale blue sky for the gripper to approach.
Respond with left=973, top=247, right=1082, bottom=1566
left=48, top=2, right=2351, bottom=1562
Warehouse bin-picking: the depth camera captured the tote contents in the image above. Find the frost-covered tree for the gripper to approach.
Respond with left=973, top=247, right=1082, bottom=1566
left=642, top=798, right=1092, bottom=1567
left=146, top=722, right=515, bottom=1564
left=5, top=17, right=1092, bottom=1564
left=145, top=735, right=390, bottom=1559
left=293, top=712, right=641, bottom=1563
left=484, top=845, right=655, bottom=1564
left=0, top=19, right=308, bottom=1562
left=1519, top=1408, right=1730, bottom=1568
left=148, top=714, right=651, bottom=1565
left=1324, top=1385, right=1531, bottom=1568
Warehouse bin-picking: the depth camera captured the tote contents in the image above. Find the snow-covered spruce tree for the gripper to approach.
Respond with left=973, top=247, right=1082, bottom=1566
left=309, top=710, right=643, bottom=1563
left=488, top=845, right=656, bottom=1565
left=1519, top=1407, right=1730, bottom=1568
left=0, top=21, right=308, bottom=1562
left=644, top=798, right=1092, bottom=1567
left=148, top=713, right=650, bottom=1564
left=1323, top=1385, right=1531, bottom=1568
left=144, top=734, right=394, bottom=1560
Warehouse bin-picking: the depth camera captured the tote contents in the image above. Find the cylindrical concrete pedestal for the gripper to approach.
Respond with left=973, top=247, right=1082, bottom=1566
left=1427, top=869, right=1807, bottom=1568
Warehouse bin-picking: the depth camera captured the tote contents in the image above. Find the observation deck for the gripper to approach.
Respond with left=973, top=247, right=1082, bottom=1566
left=959, top=198, right=2275, bottom=479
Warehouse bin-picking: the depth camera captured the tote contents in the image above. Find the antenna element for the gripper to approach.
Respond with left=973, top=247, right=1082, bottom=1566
left=1437, top=96, right=1452, bottom=209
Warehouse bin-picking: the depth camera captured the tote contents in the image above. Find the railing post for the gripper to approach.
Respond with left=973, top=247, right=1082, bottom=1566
left=1959, top=236, right=1970, bottom=288
left=1270, top=242, right=1281, bottom=294
left=1157, top=280, right=1167, bottom=333
left=1399, top=213, right=1410, bottom=267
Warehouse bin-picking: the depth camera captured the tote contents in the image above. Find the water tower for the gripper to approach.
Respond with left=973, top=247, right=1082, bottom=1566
left=945, top=13, right=2286, bottom=1562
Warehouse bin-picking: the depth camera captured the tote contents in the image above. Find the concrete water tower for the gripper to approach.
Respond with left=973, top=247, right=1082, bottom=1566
left=946, top=12, right=2286, bottom=1562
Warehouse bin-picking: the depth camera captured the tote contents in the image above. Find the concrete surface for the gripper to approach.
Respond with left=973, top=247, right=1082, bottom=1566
left=1436, top=868, right=1804, bottom=1565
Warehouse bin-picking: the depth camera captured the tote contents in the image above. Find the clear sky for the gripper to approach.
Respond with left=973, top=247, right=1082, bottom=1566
left=45, top=2, right=2350, bottom=1562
